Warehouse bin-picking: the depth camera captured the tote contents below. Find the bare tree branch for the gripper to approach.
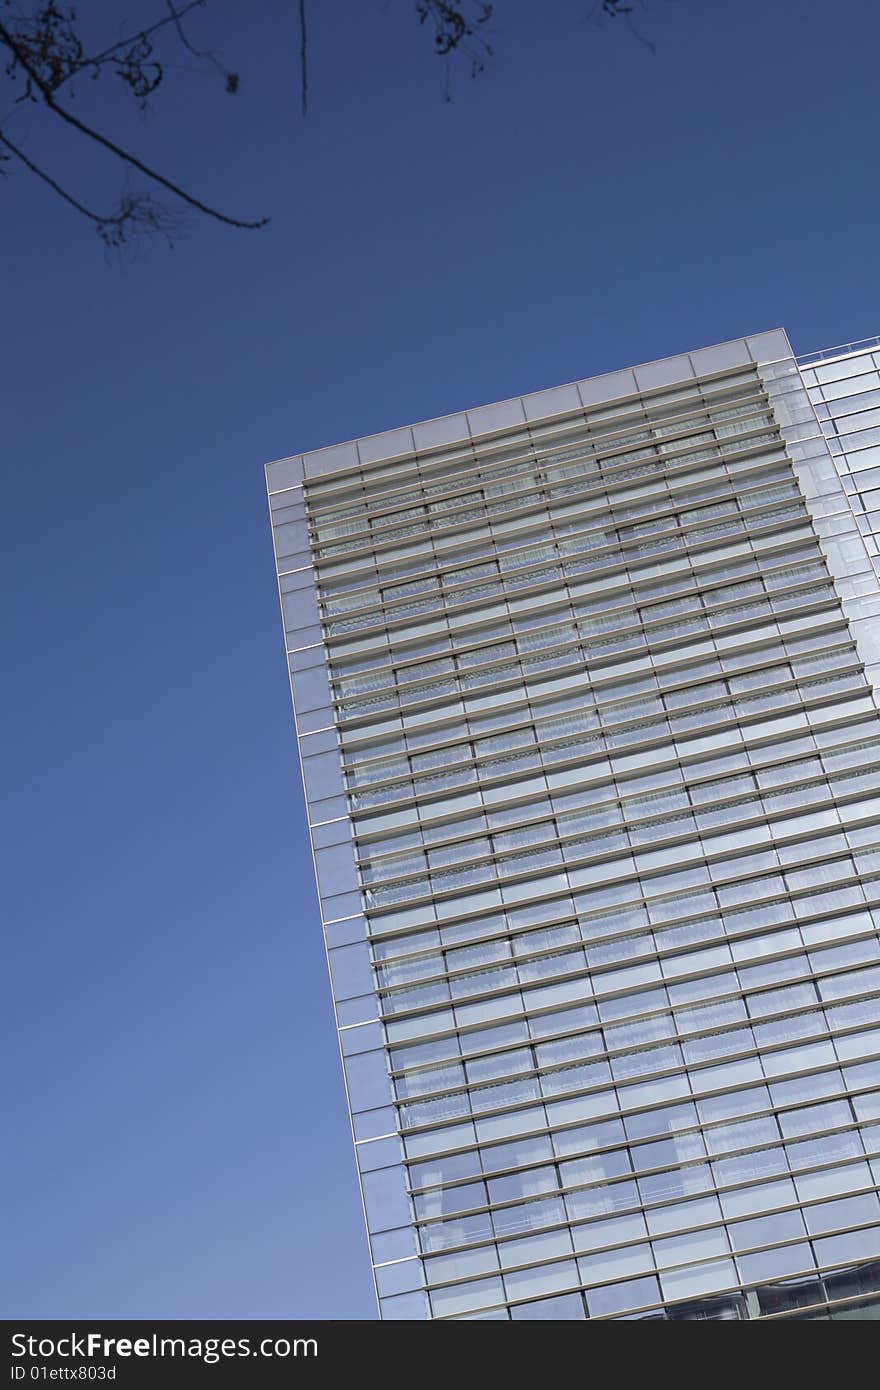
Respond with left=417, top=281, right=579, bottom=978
left=0, top=13, right=266, bottom=230
left=63, top=0, right=204, bottom=87
left=163, top=0, right=238, bottom=92
left=299, top=0, right=307, bottom=116
left=0, top=1, right=658, bottom=249
left=416, top=2, right=494, bottom=85
left=0, top=128, right=181, bottom=245
left=590, top=0, right=656, bottom=54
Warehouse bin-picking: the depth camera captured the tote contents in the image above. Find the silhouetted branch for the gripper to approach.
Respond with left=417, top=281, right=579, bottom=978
left=590, top=0, right=656, bottom=54
left=163, top=0, right=238, bottom=92
left=73, top=0, right=205, bottom=81
left=0, top=129, right=182, bottom=245
left=299, top=0, right=307, bottom=115
left=416, top=2, right=494, bottom=83
left=0, top=1, right=658, bottom=249
left=0, top=6, right=266, bottom=241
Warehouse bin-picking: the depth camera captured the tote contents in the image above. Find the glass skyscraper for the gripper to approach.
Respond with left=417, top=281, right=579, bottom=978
left=266, top=329, right=880, bottom=1320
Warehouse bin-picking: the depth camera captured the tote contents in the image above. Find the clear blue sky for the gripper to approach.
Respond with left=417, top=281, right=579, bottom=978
left=2, top=0, right=878, bottom=1320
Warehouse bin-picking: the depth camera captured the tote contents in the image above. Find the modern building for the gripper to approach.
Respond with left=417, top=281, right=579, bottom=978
left=266, top=329, right=880, bottom=1320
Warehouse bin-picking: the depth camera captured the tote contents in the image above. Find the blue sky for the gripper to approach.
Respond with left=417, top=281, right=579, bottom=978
left=2, top=0, right=878, bottom=1319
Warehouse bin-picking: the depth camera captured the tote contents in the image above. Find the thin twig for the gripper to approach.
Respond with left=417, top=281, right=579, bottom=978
left=0, top=129, right=106, bottom=225
left=163, top=0, right=236, bottom=86
left=59, top=0, right=206, bottom=87
left=0, top=18, right=267, bottom=229
left=299, top=0, right=308, bottom=115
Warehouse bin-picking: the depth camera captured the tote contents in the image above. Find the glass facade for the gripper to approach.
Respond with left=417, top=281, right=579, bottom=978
left=798, top=339, right=880, bottom=690
left=266, top=329, right=880, bottom=1320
